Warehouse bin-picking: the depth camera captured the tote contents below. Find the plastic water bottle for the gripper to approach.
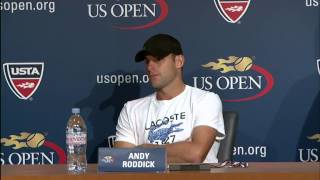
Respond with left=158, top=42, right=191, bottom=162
left=66, top=108, right=87, bottom=173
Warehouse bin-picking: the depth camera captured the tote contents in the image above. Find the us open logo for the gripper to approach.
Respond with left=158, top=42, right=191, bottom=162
left=87, top=0, right=168, bottom=30
left=102, top=156, right=115, bottom=164
left=214, top=0, right=251, bottom=23
left=1, top=132, right=66, bottom=165
left=193, top=56, right=274, bottom=102
left=297, top=133, right=320, bottom=162
left=3, top=62, right=44, bottom=100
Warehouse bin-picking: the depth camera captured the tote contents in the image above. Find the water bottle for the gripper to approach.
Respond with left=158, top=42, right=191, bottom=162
left=66, top=108, right=87, bottom=173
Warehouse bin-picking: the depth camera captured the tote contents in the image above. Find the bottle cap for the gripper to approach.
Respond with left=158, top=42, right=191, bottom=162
left=72, top=108, right=80, bottom=114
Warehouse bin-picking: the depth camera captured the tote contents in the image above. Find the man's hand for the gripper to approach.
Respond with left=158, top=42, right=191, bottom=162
left=164, top=125, right=216, bottom=163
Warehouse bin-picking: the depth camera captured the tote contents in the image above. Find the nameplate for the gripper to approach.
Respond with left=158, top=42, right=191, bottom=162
left=98, top=147, right=167, bottom=172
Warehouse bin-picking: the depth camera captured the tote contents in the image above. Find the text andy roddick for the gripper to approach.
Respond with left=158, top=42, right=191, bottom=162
left=122, top=153, right=155, bottom=168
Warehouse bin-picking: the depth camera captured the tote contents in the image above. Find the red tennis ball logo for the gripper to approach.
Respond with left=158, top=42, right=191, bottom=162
left=26, top=133, right=45, bottom=148
left=234, top=57, right=253, bottom=72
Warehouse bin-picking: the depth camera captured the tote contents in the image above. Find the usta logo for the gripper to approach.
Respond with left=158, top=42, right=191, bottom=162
left=214, top=0, right=251, bottom=23
left=3, top=62, right=44, bottom=100
left=11, top=67, right=40, bottom=75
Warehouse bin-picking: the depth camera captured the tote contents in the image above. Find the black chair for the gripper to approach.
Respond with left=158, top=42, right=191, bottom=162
left=217, top=111, right=238, bottom=162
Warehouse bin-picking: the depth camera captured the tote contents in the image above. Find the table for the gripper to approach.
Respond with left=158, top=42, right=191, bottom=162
left=1, top=162, right=319, bottom=180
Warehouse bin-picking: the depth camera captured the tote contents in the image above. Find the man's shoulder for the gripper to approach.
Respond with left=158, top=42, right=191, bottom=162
left=187, top=85, right=220, bottom=101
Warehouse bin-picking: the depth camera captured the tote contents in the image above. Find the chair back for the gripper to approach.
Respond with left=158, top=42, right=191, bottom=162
left=217, top=111, right=238, bottom=162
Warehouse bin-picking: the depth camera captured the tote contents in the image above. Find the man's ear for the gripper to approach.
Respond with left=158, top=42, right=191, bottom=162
left=175, top=55, right=185, bottom=68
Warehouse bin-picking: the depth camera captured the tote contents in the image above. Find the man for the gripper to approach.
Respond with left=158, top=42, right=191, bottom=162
left=114, top=34, right=225, bottom=163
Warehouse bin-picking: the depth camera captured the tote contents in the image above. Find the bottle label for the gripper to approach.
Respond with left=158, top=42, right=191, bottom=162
left=67, top=133, right=87, bottom=145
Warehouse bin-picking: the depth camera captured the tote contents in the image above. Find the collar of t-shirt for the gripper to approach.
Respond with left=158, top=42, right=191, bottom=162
left=152, top=85, right=189, bottom=106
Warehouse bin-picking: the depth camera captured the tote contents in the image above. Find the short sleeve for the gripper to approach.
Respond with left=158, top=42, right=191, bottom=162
left=194, top=93, right=225, bottom=140
left=115, top=103, right=136, bottom=145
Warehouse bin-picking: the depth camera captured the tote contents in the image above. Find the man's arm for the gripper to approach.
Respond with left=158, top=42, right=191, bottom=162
left=141, top=125, right=217, bottom=163
left=114, top=125, right=216, bottom=163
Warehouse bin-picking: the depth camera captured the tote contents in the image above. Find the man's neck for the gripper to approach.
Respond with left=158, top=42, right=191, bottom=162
left=156, top=81, right=186, bottom=100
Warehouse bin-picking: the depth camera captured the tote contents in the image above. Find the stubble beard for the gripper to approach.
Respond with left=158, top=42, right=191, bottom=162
left=150, top=72, right=179, bottom=91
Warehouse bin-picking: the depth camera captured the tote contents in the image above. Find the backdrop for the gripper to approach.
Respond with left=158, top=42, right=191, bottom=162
left=1, top=0, right=319, bottom=164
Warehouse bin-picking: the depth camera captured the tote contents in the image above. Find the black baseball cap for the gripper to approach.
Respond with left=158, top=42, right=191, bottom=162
left=135, top=34, right=183, bottom=62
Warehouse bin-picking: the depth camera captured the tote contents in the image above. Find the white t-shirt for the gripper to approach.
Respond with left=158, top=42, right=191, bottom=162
left=115, top=85, right=225, bottom=163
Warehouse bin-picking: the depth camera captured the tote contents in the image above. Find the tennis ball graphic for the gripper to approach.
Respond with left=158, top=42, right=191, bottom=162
left=26, top=133, right=45, bottom=148
left=234, top=57, right=253, bottom=72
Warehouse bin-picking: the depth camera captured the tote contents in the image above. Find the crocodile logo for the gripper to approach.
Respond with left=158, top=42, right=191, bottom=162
left=148, top=122, right=184, bottom=144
